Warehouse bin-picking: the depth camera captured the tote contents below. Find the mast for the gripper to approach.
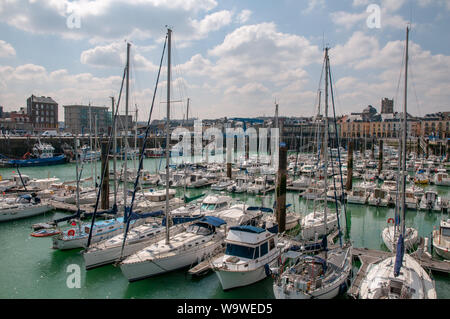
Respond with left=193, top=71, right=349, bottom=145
left=89, top=102, right=94, bottom=189
left=165, top=28, right=172, bottom=244
left=124, top=42, right=130, bottom=213
left=323, top=48, right=329, bottom=239
left=401, top=26, right=409, bottom=237
left=186, top=98, right=190, bottom=124
left=111, top=96, right=117, bottom=207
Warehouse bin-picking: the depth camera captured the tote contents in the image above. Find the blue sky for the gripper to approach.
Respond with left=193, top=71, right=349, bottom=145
left=0, top=0, right=449, bottom=121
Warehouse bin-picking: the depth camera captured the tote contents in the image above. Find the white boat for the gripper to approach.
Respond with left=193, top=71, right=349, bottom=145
left=247, top=177, right=271, bottom=195
left=120, top=217, right=226, bottom=281
left=273, top=246, right=352, bottom=299
left=358, top=26, right=437, bottom=300
left=432, top=219, right=450, bottom=260
left=419, top=191, right=444, bottom=212
left=382, top=225, right=419, bottom=252
left=358, top=254, right=436, bottom=299
left=368, top=188, right=390, bottom=207
left=186, top=172, right=210, bottom=188
left=135, top=189, right=184, bottom=212
left=227, top=175, right=251, bottom=193
left=211, top=225, right=283, bottom=290
left=83, top=222, right=187, bottom=270
left=300, top=201, right=339, bottom=241
left=346, top=187, right=368, bottom=205
left=0, top=194, right=52, bottom=222
left=211, top=177, right=233, bottom=191
left=433, top=171, right=450, bottom=186
left=52, top=217, right=134, bottom=250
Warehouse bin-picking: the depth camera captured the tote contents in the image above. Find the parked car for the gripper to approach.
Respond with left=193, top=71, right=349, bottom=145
left=61, top=132, right=72, bottom=137
left=41, top=130, right=58, bottom=137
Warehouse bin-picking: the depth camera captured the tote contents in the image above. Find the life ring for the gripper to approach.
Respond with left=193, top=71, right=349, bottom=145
left=67, top=229, right=75, bottom=237
left=387, top=218, right=395, bottom=225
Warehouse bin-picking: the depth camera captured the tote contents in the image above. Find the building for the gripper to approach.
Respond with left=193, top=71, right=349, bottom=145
left=421, top=112, right=450, bottom=138
left=63, top=105, right=112, bottom=135
left=381, top=98, right=394, bottom=114
left=26, top=95, right=58, bottom=132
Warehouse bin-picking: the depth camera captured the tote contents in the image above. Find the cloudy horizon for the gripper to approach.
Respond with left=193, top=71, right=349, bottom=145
left=0, top=0, right=449, bottom=122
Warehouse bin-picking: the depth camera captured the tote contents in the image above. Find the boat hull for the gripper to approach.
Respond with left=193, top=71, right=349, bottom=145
left=0, top=204, right=53, bottom=222
left=120, top=241, right=222, bottom=282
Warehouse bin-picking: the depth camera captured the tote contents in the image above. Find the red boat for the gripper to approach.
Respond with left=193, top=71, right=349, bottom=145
left=30, top=229, right=61, bottom=237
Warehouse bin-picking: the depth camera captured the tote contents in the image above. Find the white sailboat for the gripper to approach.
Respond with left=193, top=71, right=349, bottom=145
left=359, top=26, right=436, bottom=299
left=432, top=219, right=450, bottom=260
left=119, top=28, right=228, bottom=282
left=0, top=194, right=52, bottom=222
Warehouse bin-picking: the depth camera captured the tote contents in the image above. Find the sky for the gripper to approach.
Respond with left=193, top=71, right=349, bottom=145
left=0, top=0, right=449, bottom=122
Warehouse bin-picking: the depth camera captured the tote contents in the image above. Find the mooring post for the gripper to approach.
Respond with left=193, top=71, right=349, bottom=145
left=276, top=142, right=287, bottom=233
left=346, top=139, right=354, bottom=191
left=378, top=139, right=383, bottom=176
left=101, top=140, right=110, bottom=210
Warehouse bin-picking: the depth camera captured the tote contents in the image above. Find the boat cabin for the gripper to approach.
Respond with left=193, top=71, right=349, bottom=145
left=224, top=226, right=277, bottom=261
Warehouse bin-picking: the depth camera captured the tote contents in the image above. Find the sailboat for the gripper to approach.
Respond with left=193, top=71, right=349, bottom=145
left=273, top=47, right=352, bottom=299
left=358, top=27, right=437, bottom=299
left=119, top=28, right=227, bottom=282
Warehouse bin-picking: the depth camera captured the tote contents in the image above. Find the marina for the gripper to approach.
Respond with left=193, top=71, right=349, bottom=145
left=0, top=153, right=449, bottom=299
left=0, top=3, right=450, bottom=303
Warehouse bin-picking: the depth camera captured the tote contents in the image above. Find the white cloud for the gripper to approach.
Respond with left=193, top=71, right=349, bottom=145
left=236, top=9, right=252, bottom=24
left=80, top=42, right=159, bottom=71
left=0, top=40, right=16, bottom=58
left=0, top=0, right=229, bottom=43
left=303, top=0, right=325, bottom=14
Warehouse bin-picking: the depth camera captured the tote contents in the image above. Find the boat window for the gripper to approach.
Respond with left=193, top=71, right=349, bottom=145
left=269, top=238, right=275, bottom=251
left=442, top=228, right=450, bottom=237
left=226, top=243, right=255, bottom=259
left=187, top=224, right=213, bottom=235
left=254, top=246, right=260, bottom=259
left=260, top=242, right=268, bottom=257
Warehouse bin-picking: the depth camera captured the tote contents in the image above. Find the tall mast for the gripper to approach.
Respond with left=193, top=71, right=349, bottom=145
left=186, top=98, right=190, bottom=123
left=89, top=102, right=94, bottom=188
left=324, top=48, right=329, bottom=237
left=401, top=27, right=409, bottom=237
left=111, top=96, right=117, bottom=207
left=165, top=28, right=172, bottom=244
left=124, top=42, right=130, bottom=212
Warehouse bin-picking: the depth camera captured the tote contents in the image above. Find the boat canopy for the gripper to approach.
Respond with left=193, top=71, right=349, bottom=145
left=246, top=206, right=273, bottom=213
left=229, top=225, right=265, bottom=234
left=197, top=216, right=227, bottom=227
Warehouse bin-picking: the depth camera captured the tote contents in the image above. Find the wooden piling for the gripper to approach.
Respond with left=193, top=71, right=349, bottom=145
left=346, top=139, right=353, bottom=191
left=276, top=143, right=287, bottom=233
left=378, top=139, right=383, bottom=175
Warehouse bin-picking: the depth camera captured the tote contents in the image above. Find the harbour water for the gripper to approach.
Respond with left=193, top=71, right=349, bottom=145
left=0, top=157, right=449, bottom=299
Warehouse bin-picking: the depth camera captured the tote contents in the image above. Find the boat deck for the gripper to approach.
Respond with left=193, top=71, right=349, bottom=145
left=348, top=240, right=450, bottom=298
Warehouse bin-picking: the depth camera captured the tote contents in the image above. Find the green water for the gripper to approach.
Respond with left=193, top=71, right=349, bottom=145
left=0, top=158, right=449, bottom=299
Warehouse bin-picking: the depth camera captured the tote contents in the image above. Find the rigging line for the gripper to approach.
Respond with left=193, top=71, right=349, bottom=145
left=119, top=35, right=168, bottom=260
left=86, top=62, right=127, bottom=248
left=328, top=62, right=347, bottom=245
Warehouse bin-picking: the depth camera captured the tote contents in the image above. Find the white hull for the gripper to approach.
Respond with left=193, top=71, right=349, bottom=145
left=84, top=240, right=152, bottom=269
left=273, top=275, right=347, bottom=299
left=214, top=267, right=268, bottom=291
left=0, top=204, right=52, bottom=222
left=347, top=196, right=367, bottom=204
left=52, top=226, right=125, bottom=250
left=121, top=240, right=222, bottom=281
left=382, top=226, right=419, bottom=252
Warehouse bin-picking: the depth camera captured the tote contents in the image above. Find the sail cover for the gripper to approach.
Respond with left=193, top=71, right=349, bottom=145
left=394, top=234, right=405, bottom=277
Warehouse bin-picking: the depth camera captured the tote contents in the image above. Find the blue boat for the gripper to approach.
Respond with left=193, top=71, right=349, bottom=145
left=0, top=142, right=67, bottom=167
